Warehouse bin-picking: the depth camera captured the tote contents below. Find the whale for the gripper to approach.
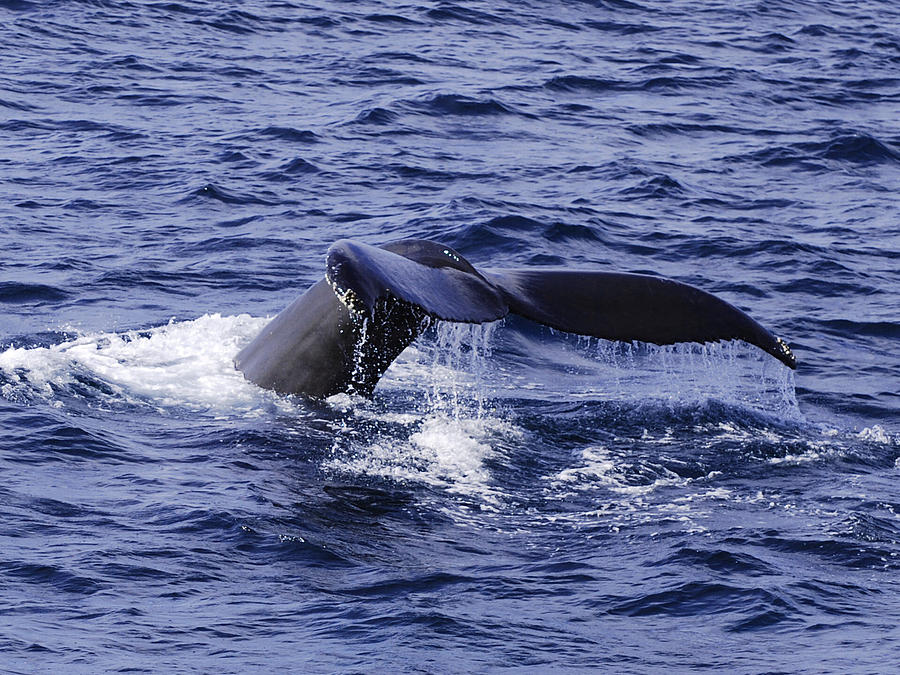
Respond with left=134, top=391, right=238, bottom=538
left=234, top=238, right=796, bottom=398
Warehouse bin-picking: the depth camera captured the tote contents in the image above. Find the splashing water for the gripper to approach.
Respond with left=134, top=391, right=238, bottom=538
left=0, top=310, right=798, bottom=419
left=493, top=327, right=801, bottom=420
left=326, top=320, right=803, bottom=502
left=326, top=321, right=514, bottom=500
left=418, top=320, right=499, bottom=418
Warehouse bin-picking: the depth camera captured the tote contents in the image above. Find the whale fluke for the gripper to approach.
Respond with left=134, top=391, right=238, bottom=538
left=234, top=238, right=796, bottom=398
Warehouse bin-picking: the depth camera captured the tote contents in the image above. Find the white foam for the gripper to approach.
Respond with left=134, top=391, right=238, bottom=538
left=326, top=412, right=520, bottom=503
left=0, top=314, right=280, bottom=413
left=545, top=444, right=688, bottom=497
left=858, top=425, right=894, bottom=445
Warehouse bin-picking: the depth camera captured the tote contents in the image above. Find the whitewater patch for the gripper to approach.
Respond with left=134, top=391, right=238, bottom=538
left=0, top=314, right=275, bottom=413
left=547, top=444, right=691, bottom=498
left=325, top=411, right=522, bottom=505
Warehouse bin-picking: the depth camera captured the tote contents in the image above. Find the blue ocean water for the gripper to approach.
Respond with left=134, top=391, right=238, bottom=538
left=1, top=0, right=899, bottom=671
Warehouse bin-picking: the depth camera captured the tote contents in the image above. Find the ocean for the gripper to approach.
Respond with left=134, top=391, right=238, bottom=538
left=1, top=0, right=898, bottom=672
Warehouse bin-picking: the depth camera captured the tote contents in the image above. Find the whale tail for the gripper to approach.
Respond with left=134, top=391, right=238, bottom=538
left=235, top=239, right=795, bottom=398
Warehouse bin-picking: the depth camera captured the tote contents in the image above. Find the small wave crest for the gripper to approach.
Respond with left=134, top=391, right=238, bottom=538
left=0, top=281, right=70, bottom=304
left=736, top=130, right=900, bottom=168
left=406, top=92, right=520, bottom=117
left=185, top=183, right=284, bottom=206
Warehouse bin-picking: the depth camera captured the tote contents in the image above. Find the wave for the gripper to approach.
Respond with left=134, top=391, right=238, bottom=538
left=363, top=13, right=422, bottom=26
left=384, top=162, right=492, bottom=183
left=735, top=130, right=900, bottom=168
left=545, top=75, right=623, bottom=93
left=202, top=9, right=272, bottom=35
left=607, top=581, right=796, bottom=626
left=2, top=561, right=104, bottom=595
left=185, top=183, right=284, bottom=206
left=352, top=106, right=400, bottom=125
left=168, top=235, right=299, bottom=256
left=261, top=157, right=321, bottom=181
left=618, top=173, right=687, bottom=199
left=404, top=93, right=527, bottom=117
left=583, top=19, right=661, bottom=35
left=544, top=73, right=731, bottom=94
left=242, top=126, right=320, bottom=144
left=627, top=121, right=760, bottom=137
left=0, top=95, right=39, bottom=111
left=425, top=4, right=503, bottom=25
left=331, top=67, right=426, bottom=87
left=812, top=319, right=900, bottom=340
left=0, top=282, right=69, bottom=304
left=805, top=132, right=900, bottom=163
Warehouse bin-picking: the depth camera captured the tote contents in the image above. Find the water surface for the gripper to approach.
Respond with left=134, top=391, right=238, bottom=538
left=1, top=0, right=899, bottom=672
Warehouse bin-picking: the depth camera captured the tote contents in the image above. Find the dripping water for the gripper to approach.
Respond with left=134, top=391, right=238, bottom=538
left=419, top=320, right=499, bottom=420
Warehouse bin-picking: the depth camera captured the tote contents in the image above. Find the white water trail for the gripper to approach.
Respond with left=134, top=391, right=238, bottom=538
left=0, top=314, right=280, bottom=414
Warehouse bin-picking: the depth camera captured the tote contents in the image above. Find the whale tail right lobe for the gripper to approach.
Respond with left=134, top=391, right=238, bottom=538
left=485, top=269, right=796, bottom=369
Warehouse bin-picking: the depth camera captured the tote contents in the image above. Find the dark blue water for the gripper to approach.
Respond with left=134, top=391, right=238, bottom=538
left=2, top=0, right=899, bottom=671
